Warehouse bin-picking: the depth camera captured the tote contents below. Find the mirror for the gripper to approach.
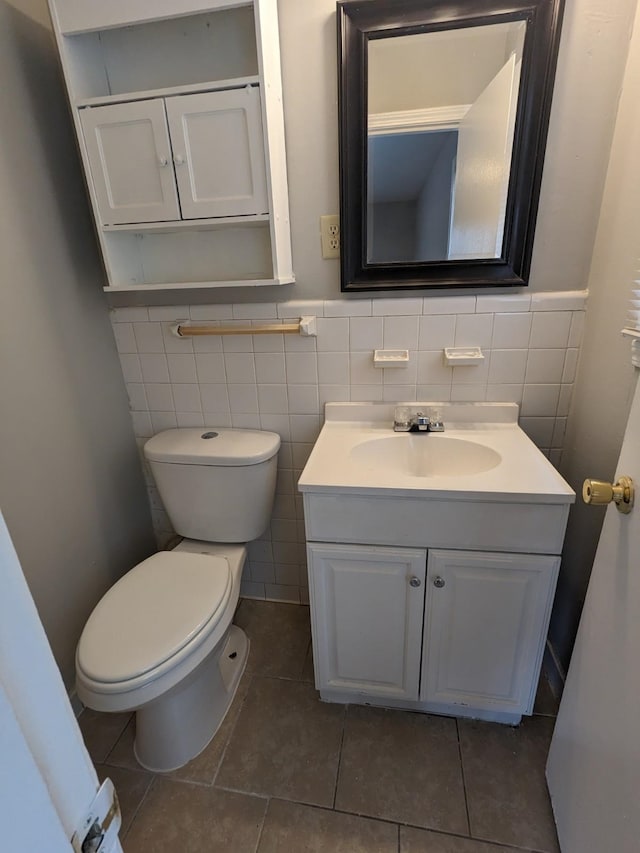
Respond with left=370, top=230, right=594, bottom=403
left=338, top=0, right=565, bottom=291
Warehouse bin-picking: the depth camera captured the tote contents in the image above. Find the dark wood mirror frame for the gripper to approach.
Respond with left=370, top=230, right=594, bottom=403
left=338, top=0, right=565, bottom=292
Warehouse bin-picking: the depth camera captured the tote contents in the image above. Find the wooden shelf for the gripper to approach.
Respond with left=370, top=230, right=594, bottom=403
left=75, top=76, right=259, bottom=108
left=102, top=214, right=269, bottom=233
left=103, top=275, right=295, bottom=292
left=55, top=0, right=253, bottom=35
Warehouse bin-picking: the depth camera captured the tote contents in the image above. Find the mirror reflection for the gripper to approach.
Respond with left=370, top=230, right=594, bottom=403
left=367, top=21, right=526, bottom=264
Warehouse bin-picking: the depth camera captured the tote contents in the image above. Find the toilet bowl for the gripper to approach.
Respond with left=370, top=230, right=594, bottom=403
left=76, top=428, right=280, bottom=772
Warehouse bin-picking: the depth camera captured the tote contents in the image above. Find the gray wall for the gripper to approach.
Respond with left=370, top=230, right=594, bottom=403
left=0, top=0, right=156, bottom=690
left=549, top=0, right=640, bottom=674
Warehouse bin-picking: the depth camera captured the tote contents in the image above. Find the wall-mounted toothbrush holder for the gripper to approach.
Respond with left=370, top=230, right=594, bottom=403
left=443, top=347, right=485, bottom=366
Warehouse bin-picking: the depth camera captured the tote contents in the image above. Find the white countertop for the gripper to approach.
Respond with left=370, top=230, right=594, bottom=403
left=298, top=403, right=576, bottom=505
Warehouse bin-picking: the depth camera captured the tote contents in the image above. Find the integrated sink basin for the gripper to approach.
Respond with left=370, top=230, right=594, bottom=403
left=350, top=434, right=502, bottom=478
left=298, top=401, right=576, bottom=503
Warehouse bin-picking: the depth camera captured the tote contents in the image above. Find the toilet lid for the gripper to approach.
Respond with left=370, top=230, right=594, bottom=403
left=77, top=551, right=231, bottom=684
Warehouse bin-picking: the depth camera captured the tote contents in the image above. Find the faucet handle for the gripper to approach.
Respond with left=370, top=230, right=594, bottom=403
left=428, top=408, right=445, bottom=432
left=393, top=405, right=412, bottom=432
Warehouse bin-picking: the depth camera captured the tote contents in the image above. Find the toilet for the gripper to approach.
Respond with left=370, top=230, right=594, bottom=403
left=75, top=427, right=280, bottom=772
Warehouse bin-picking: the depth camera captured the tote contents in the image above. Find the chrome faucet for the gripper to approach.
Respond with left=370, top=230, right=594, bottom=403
left=393, top=408, right=445, bottom=433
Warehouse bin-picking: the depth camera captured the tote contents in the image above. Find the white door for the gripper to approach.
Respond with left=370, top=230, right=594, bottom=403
left=308, top=543, right=426, bottom=700
left=166, top=87, right=269, bottom=219
left=80, top=99, right=179, bottom=225
left=546, top=376, right=640, bottom=853
left=448, top=54, right=520, bottom=259
left=423, top=550, right=559, bottom=716
left=0, top=512, right=122, bottom=852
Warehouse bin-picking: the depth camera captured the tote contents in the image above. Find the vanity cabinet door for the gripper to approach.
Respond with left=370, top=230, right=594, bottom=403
left=165, top=88, right=268, bottom=219
left=422, top=550, right=559, bottom=716
left=308, top=543, right=426, bottom=701
left=79, top=99, right=180, bottom=225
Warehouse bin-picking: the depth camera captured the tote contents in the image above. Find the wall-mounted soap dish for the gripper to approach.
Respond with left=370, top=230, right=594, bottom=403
left=373, top=349, right=410, bottom=368
left=443, top=347, right=485, bottom=366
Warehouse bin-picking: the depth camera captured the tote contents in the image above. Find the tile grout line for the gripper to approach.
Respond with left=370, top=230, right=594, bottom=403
left=216, top=785, right=543, bottom=853
left=100, top=712, right=134, bottom=766
left=121, top=769, right=159, bottom=841
left=455, top=718, right=473, bottom=838
left=331, top=704, right=348, bottom=810
left=252, top=796, right=271, bottom=853
left=211, top=670, right=256, bottom=788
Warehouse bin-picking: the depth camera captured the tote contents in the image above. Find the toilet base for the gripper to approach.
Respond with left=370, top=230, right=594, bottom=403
left=133, top=624, right=249, bottom=772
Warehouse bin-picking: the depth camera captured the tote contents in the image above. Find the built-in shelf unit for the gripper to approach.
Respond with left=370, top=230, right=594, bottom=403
left=48, top=0, right=293, bottom=292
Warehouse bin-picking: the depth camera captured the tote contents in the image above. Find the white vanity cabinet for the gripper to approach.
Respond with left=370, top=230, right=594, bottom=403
left=299, top=402, right=575, bottom=724
left=48, top=0, right=292, bottom=291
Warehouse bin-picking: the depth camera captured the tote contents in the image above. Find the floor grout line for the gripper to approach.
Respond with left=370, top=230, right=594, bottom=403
left=121, top=769, right=158, bottom=841
left=211, top=670, right=255, bottom=788
left=456, top=718, right=473, bottom=838
left=97, top=712, right=133, bottom=767
left=331, top=704, right=348, bottom=809
left=252, top=796, right=271, bottom=853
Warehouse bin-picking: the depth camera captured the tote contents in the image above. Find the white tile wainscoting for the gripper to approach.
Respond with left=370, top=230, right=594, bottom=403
left=111, top=291, right=586, bottom=604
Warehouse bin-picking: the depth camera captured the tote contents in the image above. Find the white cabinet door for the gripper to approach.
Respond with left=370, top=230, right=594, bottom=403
left=79, top=99, right=180, bottom=225
left=308, top=543, right=426, bottom=701
left=423, top=550, right=559, bottom=715
left=166, top=87, right=268, bottom=219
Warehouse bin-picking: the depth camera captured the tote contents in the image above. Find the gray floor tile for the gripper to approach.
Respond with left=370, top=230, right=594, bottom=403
left=125, top=778, right=266, bottom=853
left=459, top=716, right=559, bottom=852
left=216, top=676, right=344, bottom=806
left=78, top=709, right=132, bottom=764
left=336, top=706, right=468, bottom=835
left=96, top=764, right=153, bottom=837
left=234, top=600, right=311, bottom=679
left=401, top=826, right=522, bottom=852
left=258, top=799, right=398, bottom=852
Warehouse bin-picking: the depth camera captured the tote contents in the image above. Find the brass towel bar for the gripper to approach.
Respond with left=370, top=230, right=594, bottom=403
left=171, top=316, right=317, bottom=338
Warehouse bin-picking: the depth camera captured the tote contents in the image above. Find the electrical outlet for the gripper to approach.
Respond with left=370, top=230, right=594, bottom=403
left=320, top=215, right=340, bottom=259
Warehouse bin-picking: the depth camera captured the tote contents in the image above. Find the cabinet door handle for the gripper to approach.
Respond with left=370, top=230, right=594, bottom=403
left=433, top=576, right=445, bottom=588
left=409, top=576, right=422, bottom=588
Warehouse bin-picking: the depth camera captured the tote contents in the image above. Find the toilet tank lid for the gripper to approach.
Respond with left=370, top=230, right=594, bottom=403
left=144, top=428, right=280, bottom=466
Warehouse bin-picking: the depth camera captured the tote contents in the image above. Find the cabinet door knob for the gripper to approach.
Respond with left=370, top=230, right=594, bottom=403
left=158, top=156, right=169, bottom=167
left=433, top=576, right=445, bottom=588
left=409, top=576, right=422, bottom=588
left=173, top=154, right=185, bottom=166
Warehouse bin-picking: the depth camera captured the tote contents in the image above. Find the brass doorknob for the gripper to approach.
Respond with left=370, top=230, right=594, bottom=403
left=582, top=476, right=634, bottom=514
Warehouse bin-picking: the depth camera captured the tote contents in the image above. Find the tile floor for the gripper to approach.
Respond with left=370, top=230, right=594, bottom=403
left=79, top=601, right=560, bottom=853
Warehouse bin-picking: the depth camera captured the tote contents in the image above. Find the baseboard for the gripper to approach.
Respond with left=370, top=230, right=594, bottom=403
left=68, top=687, right=84, bottom=718
left=543, top=640, right=566, bottom=700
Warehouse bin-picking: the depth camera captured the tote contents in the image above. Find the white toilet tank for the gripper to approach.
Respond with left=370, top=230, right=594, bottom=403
left=144, top=428, right=280, bottom=542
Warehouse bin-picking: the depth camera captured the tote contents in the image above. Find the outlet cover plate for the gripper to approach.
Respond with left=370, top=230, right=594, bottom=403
left=320, top=215, right=340, bottom=259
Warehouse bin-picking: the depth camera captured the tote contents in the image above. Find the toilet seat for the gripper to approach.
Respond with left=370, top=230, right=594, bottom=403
left=77, top=551, right=231, bottom=690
